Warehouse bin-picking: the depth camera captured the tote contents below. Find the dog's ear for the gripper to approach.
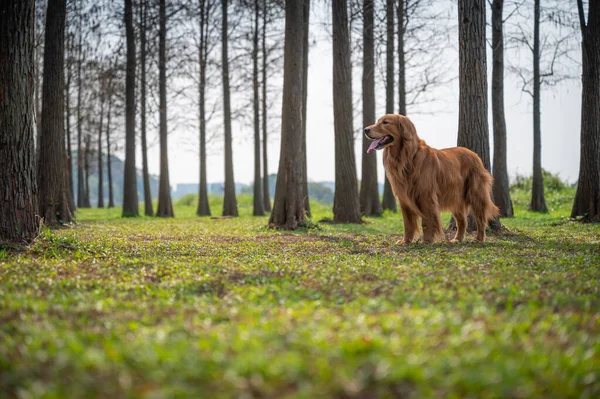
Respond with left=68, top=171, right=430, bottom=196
left=397, top=115, right=416, bottom=139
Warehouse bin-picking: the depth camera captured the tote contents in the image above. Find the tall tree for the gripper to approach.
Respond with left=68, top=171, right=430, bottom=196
left=221, top=0, right=238, bottom=216
left=301, top=0, right=311, bottom=217
left=261, top=0, right=271, bottom=212
left=38, top=0, right=73, bottom=225
left=332, top=0, right=361, bottom=223
left=197, top=0, right=212, bottom=216
left=156, top=0, right=174, bottom=218
left=83, top=133, right=92, bottom=208
left=530, top=0, right=548, bottom=212
left=97, top=81, right=105, bottom=208
left=140, top=0, right=153, bottom=216
left=360, top=0, right=382, bottom=217
left=65, top=29, right=76, bottom=212
left=381, top=0, right=397, bottom=212
left=252, top=0, right=265, bottom=216
left=0, top=0, right=39, bottom=244
left=122, top=0, right=139, bottom=217
left=106, top=86, right=115, bottom=208
left=269, top=0, right=306, bottom=229
left=572, top=0, right=600, bottom=221
left=491, top=0, right=514, bottom=217
left=76, top=0, right=86, bottom=208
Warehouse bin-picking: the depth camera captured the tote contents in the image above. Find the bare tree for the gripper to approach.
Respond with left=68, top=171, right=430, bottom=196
left=269, top=0, right=306, bottom=229
left=97, top=76, right=105, bottom=208
left=332, top=0, right=361, bottom=223
left=491, top=0, right=514, bottom=217
left=156, top=0, right=175, bottom=217
left=252, top=0, right=265, bottom=216
left=106, top=81, right=115, bottom=209
left=572, top=0, right=600, bottom=221
left=360, top=0, right=382, bottom=217
left=261, top=0, right=271, bottom=212
left=381, top=0, right=396, bottom=213
left=140, top=0, right=154, bottom=216
left=76, top=0, right=87, bottom=208
left=222, top=0, right=239, bottom=216
left=0, top=0, right=39, bottom=244
left=301, top=0, right=311, bottom=217
left=122, top=0, right=139, bottom=217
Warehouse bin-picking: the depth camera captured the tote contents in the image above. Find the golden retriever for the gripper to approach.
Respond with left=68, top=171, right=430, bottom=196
left=364, top=114, right=499, bottom=243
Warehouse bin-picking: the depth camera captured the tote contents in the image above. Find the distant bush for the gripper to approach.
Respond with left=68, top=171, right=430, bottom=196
left=177, top=194, right=197, bottom=207
left=510, top=169, right=569, bottom=192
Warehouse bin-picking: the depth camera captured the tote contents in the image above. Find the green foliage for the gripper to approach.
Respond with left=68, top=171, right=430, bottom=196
left=1, top=187, right=599, bottom=397
left=510, top=170, right=576, bottom=214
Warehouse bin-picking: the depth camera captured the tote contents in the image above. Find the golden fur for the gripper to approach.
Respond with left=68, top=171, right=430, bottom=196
left=365, top=114, right=499, bottom=243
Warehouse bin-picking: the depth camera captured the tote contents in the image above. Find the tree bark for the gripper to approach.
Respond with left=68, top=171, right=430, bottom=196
left=65, top=30, right=76, bottom=212
left=97, top=90, right=104, bottom=208
left=332, top=0, right=361, bottom=223
left=301, top=0, right=311, bottom=217
left=156, top=0, right=174, bottom=218
left=360, top=0, right=382, bottom=217
left=382, top=0, right=397, bottom=212
left=269, top=0, right=306, bottom=229
left=197, top=0, right=211, bottom=216
left=491, top=0, right=513, bottom=217
left=83, top=134, right=91, bottom=208
left=76, top=1, right=85, bottom=208
left=253, top=0, right=265, bottom=216
left=140, top=0, right=153, bottom=216
left=122, top=0, right=139, bottom=217
left=38, top=0, right=72, bottom=225
left=530, top=0, right=548, bottom=212
left=106, top=89, right=115, bottom=208
left=0, top=0, right=39, bottom=244
left=261, top=0, right=271, bottom=212
left=572, top=0, right=600, bottom=221
left=221, top=0, right=238, bottom=216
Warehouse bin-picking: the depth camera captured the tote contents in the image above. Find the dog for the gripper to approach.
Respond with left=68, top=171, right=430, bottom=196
left=364, top=114, right=499, bottom=243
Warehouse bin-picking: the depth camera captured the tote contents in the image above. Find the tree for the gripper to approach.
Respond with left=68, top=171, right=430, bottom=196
left=252, top=0, right=265, bottom=216
left=83, top=133, right=92, bottom=208
left=530, top=0, right=547, bottom=212
left=156, top=0, right=174, bottom=218
left=269, top=0, right=306, bottom=229
left=261, top=0, right=271, bottom=212
left=360, top=0, right=382, bottom=217
left=197, top=0, right=213, bottom=217
left=572, top=0, right=600, bottom=221
left=332, top=0, right=361, bottom=223
left=301, top=0, right=311, bottom=217
left=76, top=0, right=87, bottom=208
left=65, top=27, right=76, bottom=212
left=140, top=0, right=154, bottom=216
left=381, top=0, right=396, bottom=213
left=0, top=0, right=39, bottom=243
left=106, top=83, right=115, bottom=208
left=491, top=0, right=514, bottom=217
left=221, top=0, right=238, bottom=217
left=97, top=78, right=105, bottom=208
left=38, top=0, right=73, bottom=225
left=122, top=0, right=139, bottom=217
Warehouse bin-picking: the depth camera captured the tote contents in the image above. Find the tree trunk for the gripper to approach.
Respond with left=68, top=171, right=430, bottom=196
left=360, top=0, right=382, bottom=217
left=491, top=0, right=513, bottom=217
left=301, top=0, right=311, bottom=217
left=155, top=0, right=174, bottom=218
left=38, top=0, right=72, bottom=225
left=572, top=0, right=600, bottom=221
left=76, top=1, right=85, bottom=208
left=65, top=30, right=76, bottom=212
left=106, top=90, right=115, bottom=208
left=332, top=0, right=361, bottom=223
left=253, top=0, right=265, bottom=216
left=197, top=0, right=211, bottom=216
left=140, top=0, right=153, bottom=216
left=269, top=0, right=306, bottom=229
left=97, top=91, right=104, bottom=208
left=123, top=0, right=139, bottom=217
left=83, top=134, right=91, bottom=208
left=0, top=0, right=39, bottom=244
left=261, top=0, right=271, bottom=212
left=530, top=0, right=548, bottom=212
left=381, top=0, right=397, bottom=212
left=221, top=0, right=238, bottom=216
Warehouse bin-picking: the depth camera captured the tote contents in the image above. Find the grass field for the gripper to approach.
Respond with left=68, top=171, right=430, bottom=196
left=1, top=187, right=599, bottom=398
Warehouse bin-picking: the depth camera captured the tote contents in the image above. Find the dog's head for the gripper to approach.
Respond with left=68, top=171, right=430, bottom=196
left=364, top=114, right=417, bottom=153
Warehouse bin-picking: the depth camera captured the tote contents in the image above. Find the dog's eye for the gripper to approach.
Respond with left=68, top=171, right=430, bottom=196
left=382, top=121, right=389, bottom=125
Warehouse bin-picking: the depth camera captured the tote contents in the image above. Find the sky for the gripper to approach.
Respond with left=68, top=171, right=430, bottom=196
left=143, top=2, right=583, bottom=191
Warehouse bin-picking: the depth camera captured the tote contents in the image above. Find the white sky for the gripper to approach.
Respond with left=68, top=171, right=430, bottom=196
left=146, top=3, right=583, bottom=190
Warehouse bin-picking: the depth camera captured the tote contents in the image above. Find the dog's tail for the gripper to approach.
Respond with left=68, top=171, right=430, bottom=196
left=465, top=165, right=500, bottom=224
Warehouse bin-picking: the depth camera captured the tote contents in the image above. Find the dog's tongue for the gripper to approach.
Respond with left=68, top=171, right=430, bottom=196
left=367, top=138, right=384, bottom=153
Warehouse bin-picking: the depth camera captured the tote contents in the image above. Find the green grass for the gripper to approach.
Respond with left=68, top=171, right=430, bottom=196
left=1, top=190, right=599, bottom=398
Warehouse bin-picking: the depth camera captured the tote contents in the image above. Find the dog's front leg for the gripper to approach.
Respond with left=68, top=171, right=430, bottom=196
left=400, top=204, right=419, bottom=244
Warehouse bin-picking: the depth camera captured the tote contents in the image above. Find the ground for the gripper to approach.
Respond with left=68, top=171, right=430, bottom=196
left=1, top=188, right=599, bottom=398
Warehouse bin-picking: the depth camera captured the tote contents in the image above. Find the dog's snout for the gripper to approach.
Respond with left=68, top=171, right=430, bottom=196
left=364, top=127, right=370, bottom=134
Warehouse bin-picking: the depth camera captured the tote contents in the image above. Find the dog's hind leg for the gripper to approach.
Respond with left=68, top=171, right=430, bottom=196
left=400, top=204, right=419, bottom=244
left=452, top=210, right=468, bottom=242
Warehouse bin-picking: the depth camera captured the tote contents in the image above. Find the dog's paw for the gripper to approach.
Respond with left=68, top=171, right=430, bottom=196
left=396, top=239, right=413, bottom=246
